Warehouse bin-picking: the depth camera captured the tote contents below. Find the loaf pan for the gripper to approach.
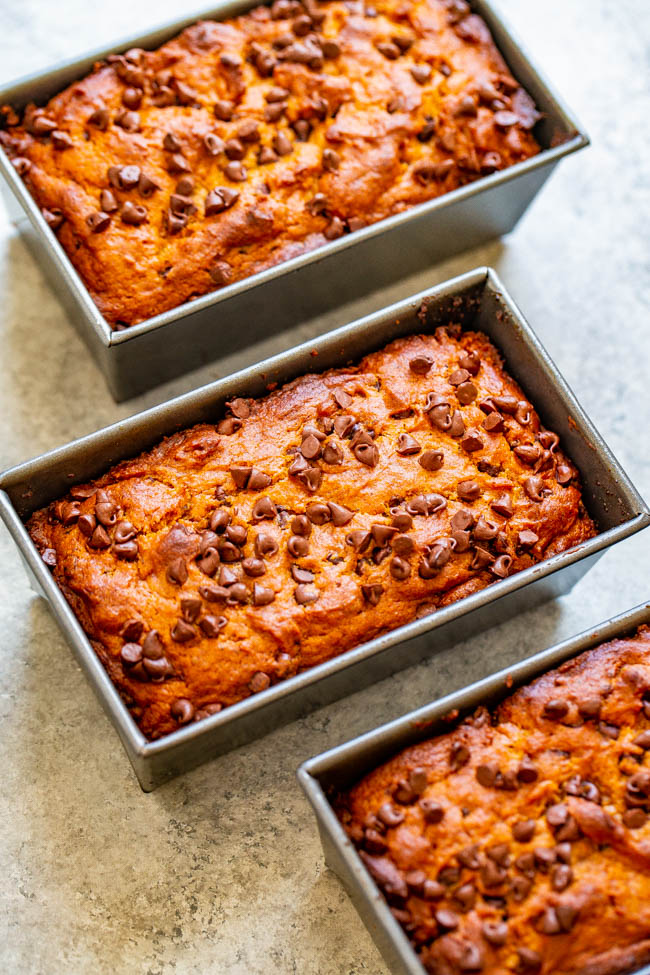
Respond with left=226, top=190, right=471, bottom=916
left=0, top=0, right=588, bottom=401
left=0, top=268, right=646, bottom=791
left=298, top=601, right=650, bottom=975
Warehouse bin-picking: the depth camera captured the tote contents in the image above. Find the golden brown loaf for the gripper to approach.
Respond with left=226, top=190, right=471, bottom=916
left=1, top=0, right=540, bottom=327
left=27, top=323, right=596, bottom=740
left=336, top=625, right=650, bottom=975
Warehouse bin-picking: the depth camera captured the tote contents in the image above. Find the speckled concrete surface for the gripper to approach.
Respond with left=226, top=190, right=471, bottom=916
left=0, top=1, right=649, bottom=972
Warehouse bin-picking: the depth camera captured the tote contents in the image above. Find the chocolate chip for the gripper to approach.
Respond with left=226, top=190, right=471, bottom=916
left=353, top=440, right=379, bottom=467
left=205, top=186, right=240, bottom=215
left=517, top=757, right=538, bottom=784
left=253, top=533, right=277, bottom=559
left=226, top=525, right=247, bottom=547
left=410, top=63, right=431, bottom=84
left=171, top=698, right=195, bottom=724
left=302, top=503, right=327, bottom=526
left=420, top=798, right=444, bottom=823
left=121, top=201, right=147, bottom=225
left=457, top=480, right=481, bottom=502
left=295, top=584, right=319, bottom=604
left=633, top=730, right=650, bottom=749
left=517, top=947, right=542, bottom=972
left=535, top=906, right=561, bottom=936
left=286, top=514, right=309, bottom=539
left=100, top=189, right=118, bottom=213
left=546, top=803, right=569, bottom=829
left=515, top=530, right=537, bottom=550
left=204, top=133, right=225, bottom=156
left=370, top=525, right=396, bottom=547
left=435, top=909, right=459, bottom=931
left=490, top=554, right=512, bottom=578
left=89, top=525, right=111, bottom=549
left=392, top=535, right=415, bottom=558
left=550, top=863, right=572, bottom=891
left=409, top=353, right=434, bottom=375
left=121, top=619, right=143, bottom=642
left=361, top=584, right=383, bottom=606
left=450, top=742, right=470, bottom=770
left=167, top=557, right=188, bottom=585
left=523, top=475, right=547, bottom=502
left=322, top=442, right=343, bottom=465
left=142, top=630, right=165, bottom=659
left=390, top=556, right=411, bottom=581
left=200, top=614, right=227, bottom=638
left=88, top=107, right=110, bottom=130
left=377, top=802, right=405, bottom=828
left=328, top=502, right=354, bottom=526
left=494, top=110, right=519, bottom=129
left=224, top=161, right=246, bottom=182
left=476, top=762, right=498, bottom=788
left=391, top=511, right=413, bottom=532
left=510, top=875, right=532, bottom=902
left=419, top=450, right=444, bottom=471
left=248, top=581, right=274, bottom=607
left=251, top=497, right=276, bottom=521
left=623, top=808, right=647, bottom=829
left=544, top=698, right=569, bottom=720
left=454, top=882, right=477, bottom=912
left=457, top=843, right=480, bottom=869
left=214, top=99, right=235, bottom=121
left=473, top=516, right=497, bottom=542
left=114, top=540, right=139, bottom=561
left=228, top=582, right=248, bottom=602
left=556, top=464, right=573, bottom=485
left=481, top=858, right=507, bottom=888
left=171, top=619, right=197, bottom=642
left=86, top=210, right=111, bottom=233
left=481, top=921, right=507, bottom=946
left=120, top=642, right=142, bottom=666
left=250, top=672, right=271, bottom=693
left=515, top=852, right=535, bottom=876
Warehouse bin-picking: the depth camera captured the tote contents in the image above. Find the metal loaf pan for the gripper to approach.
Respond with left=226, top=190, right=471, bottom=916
left=298, top=601, right=650, bottom=975
left=0, top=0, right=588, bottom=400
left=0, top=268, right=647, bottom=791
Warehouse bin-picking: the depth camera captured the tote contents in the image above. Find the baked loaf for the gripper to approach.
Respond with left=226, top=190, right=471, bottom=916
left=28, top=323, right=595, bottom=739
left=335, top=625, right=650, bottom=975
left=1, top=0, right=540, bottom=327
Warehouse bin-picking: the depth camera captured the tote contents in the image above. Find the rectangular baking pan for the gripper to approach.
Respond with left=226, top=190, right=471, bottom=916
left=298, top=601, right=650, bottom=975
left=0, top=267, right=646, bottom=791
left=0, top=0, right=588, bottom=401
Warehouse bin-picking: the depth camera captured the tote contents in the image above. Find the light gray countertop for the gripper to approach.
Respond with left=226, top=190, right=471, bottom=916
left=1, top=1, right=649, bottom=972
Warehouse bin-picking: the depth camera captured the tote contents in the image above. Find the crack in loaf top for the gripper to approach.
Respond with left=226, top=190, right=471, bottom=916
left=335, top=625, right=650, bottom=975
left=27, top=321, right=596, bottom=740
left=1, top=0, right=540, bottom=326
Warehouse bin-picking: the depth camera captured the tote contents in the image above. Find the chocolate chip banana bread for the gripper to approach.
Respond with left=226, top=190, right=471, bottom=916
left=0, top=0, right=540, bottom=327
left=335, top=625, right=650, bottom=975
left=27, top=323, right=595, bottom=739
